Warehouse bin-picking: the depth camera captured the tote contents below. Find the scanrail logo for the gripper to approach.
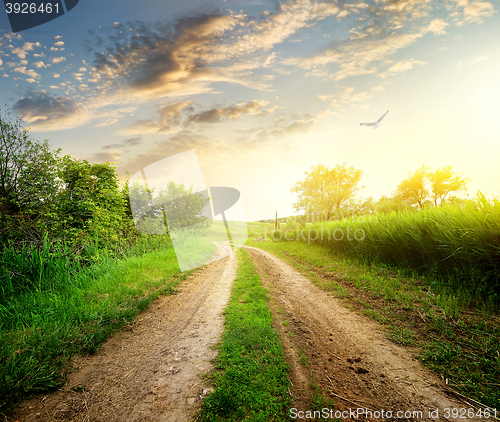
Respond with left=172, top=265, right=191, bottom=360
left=3, top=0, right=79, bottom=33
left=128, top=150, right=247, bottom=271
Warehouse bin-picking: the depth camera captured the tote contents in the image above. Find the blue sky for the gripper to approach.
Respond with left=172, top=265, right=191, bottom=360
left=1, top=0, right=499, bottom=221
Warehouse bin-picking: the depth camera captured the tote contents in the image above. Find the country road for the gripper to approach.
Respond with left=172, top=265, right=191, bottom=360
left=11, top=245, right=488, bottom=422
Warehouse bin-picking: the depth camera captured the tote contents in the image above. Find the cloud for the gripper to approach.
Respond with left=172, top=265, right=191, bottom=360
left=33, top=61, right=47, bottom=68
left=51, top=57, right=66, bottom=64
left=87, top=150, right=123, bottom=165
left=185, top=100, right=269, bottom=125
left=285, top=32, right=423, bottom=81
left=377, top=58, right=427, bottom=77
left=12, top=89, right=86, bottom=131
left=120, top=130, right=211, bottom=175
left=463, top=1, right=495, bottom=23
left=424, top=18, right=449, bottom=34
left=125, top=99, right=269, bottom=134
left=102, top=137, right=142, bottom=150
left=14, top=67, right=41, bottom=79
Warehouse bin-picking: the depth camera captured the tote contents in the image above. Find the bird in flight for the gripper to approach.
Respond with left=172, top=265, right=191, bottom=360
left=360, top=110, right=388, bottom=129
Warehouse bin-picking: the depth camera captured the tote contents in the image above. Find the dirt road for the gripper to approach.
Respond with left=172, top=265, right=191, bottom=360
left=11, top=245, right=236, bottom=422
left=10, top=245, right=489, bottom=422
left=245, top=246, right=484, bottom=422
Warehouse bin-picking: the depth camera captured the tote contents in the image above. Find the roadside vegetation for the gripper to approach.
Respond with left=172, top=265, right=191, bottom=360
left=249, top=234, right=500, bottom=410
left=198, top=248, right=291, bottom=422
left=246, top=160, right=500, bottom=409
left=0, top=109, right=212, bottom=414
left=276, top=194, right=500, bottom=308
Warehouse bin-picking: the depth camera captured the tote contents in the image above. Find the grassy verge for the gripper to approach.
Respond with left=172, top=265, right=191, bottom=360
left=250, top=239, right=500, bottom=410
left=198, top=248, right=291, bottom=422
left=0, top=243, right=188, bottom=414
left=272, top=195, right=500, bottom=307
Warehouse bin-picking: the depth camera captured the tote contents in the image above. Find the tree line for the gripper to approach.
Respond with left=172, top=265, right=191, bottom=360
left=0, top=109, right=209, bottom=258
left=291, top=163, right=471, bottom=221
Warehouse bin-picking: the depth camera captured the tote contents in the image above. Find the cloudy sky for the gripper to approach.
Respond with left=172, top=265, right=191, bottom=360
left=1, top=0, right=499, bottom=221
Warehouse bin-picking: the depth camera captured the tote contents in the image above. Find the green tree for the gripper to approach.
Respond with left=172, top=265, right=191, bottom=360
left=393, top=165, right=470, bottom=209
left=427, top=166, right=470, bottom=207
left=291, top=163, right=364, bottom=221
left=393, top=165, right=430, bottom=209
left=0, top=108, right=62, bottom=243
left=374, top=195, right=407, bottom=214
left=126, top=179, right=210, bottom=235
left=58, top=157, right=126, bottom=243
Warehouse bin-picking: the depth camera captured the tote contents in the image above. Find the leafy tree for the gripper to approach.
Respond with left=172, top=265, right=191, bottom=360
left=58, top=157, right=126, bottom=243
left=374, top=195, right=408, bottom=214
left=427, top=166, right=470, bottom=207
left=393, top=165, right=430, bottom=209
left=0, top=108, right=62, bottom=243
left=126, top=178, right=210, bottom=235
left=393, top=165, right=470, bottom=209
left=291, top=163, right=364, bottom=221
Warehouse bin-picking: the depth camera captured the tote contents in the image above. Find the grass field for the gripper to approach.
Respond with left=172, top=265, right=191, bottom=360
left=0, top=240, right=191, bottom=413
left=271, top=195, right=500, bottom=309
left=248, top=237, right=500, bottom=410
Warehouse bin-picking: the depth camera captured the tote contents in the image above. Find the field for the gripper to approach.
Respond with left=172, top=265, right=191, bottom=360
left=2, top=209, right=500, bottom=419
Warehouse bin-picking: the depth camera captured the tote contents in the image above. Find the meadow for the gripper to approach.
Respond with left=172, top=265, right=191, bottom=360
left=247, top=198, right=500, bottom=410
left=271, top=193, right=500, bottom=309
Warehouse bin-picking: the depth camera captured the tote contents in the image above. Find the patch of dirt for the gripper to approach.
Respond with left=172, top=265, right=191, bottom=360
left=10, top=245, right=236, bottom=422
left=245, top=246, right=489, bottom=422
left=252, top=237, right=270, bottom=243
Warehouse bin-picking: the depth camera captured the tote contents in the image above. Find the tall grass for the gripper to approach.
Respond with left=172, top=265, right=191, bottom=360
left=288, top=193, right=500, bottom=305
left=0, top=236, right=182, bottom=413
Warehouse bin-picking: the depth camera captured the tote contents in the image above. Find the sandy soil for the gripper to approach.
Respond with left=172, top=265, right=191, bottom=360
left=244, top=246, right=490, bottom=422
left=10, top=245, right=236, bottom=422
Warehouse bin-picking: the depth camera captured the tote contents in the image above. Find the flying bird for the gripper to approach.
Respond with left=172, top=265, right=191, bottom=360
left=360, top=110, right=388, bottom=129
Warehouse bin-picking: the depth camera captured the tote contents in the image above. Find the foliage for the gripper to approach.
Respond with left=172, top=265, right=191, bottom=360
left=58, top=156, right=126, bottom=245
left=291, top=163, right=364, bottom=221
left=289, top=192, right=500, bottom=304
left=0, top=242, right=181, bottom=413
left=393, top=165, right=470, bottom=209
left=0, top=108, right=63, bottom=243
left=127, top=178, right=211, bottom=235
left=251, top=240, right=500, bottom=409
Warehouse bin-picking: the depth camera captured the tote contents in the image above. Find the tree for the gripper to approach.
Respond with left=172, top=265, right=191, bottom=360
left=393, top=165, right=430, bottom=209
left=126, top=178, right=210, bottom=235
left=0, top=108, right=62, bottom=242
left=58, top=157, right=126, bottom=242
left=393, top=165, right=470, bottom=209
left=291, top=163, right=364, bottom=221
left=427, top=166, right=470, bottom=207
left=374, top=195, right=407, bottom=214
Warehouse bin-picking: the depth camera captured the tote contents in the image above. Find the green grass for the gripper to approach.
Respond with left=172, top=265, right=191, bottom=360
left=251, top=240, right=500, bottom=410
left=0, top=241, right=187, bottom=413
left=198, top=248, right=290, bottom=422
left=264, top=194, right=500, bottom=308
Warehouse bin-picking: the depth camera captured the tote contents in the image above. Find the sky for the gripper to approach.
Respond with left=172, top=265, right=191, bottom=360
left=1, top=0, right=499, bottom=221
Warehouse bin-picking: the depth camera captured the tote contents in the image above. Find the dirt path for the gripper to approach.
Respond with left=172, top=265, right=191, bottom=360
left=245, top=246, right=487, bottom=422
left=11, top=245, right=236, bottom=422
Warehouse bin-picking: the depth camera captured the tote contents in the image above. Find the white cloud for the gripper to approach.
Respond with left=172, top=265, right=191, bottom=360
left=33, top=61, right=47, bottom=68
left=386, top=58, right=427, bottom=74
left=14, top=67, right=41, bottom=79
left=51, top=57, right=66, bottom=64
left=424, top=18, right=449, bottom=34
